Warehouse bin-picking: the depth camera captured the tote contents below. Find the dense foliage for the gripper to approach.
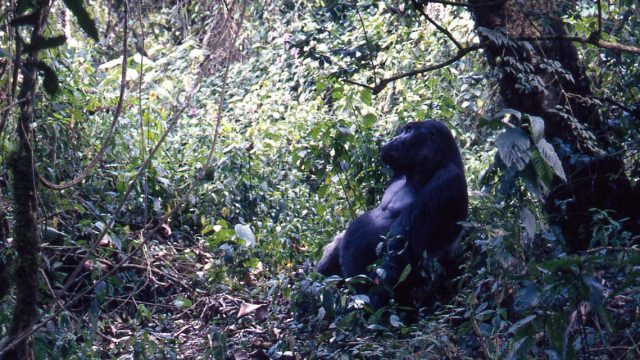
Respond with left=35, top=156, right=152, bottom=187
left=0, top=0, right=638, bottom=359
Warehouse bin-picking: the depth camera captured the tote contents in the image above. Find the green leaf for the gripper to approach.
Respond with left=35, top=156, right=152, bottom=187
left=496, top=127, right=531, bottom=170
left=362, top=113, right=376, bottom=128
left=234, top=224, right=256, bottom=247
left=35, top=61, right=60, bottom=95
left=506, top=336, right=533, bottom=360
left=514, top=282, right=540, bottom=312
left=531, top=149, right=554, bottom=187
left=172, top=295, right=193, bottom=308
left=521, top=163, right=545, bottom=199
left=62, top=0, right=99, bottom=41
left=508, top=315, right=537, bottom=335
left=366, top=324, right=386, bottom=331
left=389, top=315, right=404, bottom=328
left=322, top=288, right=335, bottom=317
left=528, top=115, right=545, bottom=143
left=95, top=281, right=107, bottom=303
left=137, top=304, right=152, bottom=321
left=360, top=89, right=372, bottom=106
left=546, top=312, right=569, bottom=355
left=395, top=264, right=412, bottom=288
left=519, top=207, right=536, bottom=240
left=536, top=139, right=566, bottom=181
left=25, top=35, right=67, bottom=51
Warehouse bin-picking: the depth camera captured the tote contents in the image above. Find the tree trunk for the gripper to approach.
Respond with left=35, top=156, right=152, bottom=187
left=0, top=210, right=10, bottom=301
left=468, top=0, right=640, bottom=251
left=3, top=2, right=51, bottom=359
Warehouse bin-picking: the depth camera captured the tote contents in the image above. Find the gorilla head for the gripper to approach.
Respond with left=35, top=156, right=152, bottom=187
left=381, top=120, right=463, bottom=184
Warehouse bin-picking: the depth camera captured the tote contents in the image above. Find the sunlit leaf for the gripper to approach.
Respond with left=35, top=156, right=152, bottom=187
left=496, top=127, right=531, bottom=170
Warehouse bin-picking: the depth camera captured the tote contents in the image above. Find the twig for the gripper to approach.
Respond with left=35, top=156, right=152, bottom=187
left=412, top=0, right=462, bottom=50
left=137, top=0, right=148, bottom=222
left=470, top=293, right=492, bottom=359
left=355, top=3, right=378, bottom=82
left=626, top=330, right=640, bottom=357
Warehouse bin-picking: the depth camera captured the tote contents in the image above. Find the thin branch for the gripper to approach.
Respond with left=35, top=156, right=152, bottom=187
left=137, top=0, right=148, bottom=223
left=345, top=44, right=483, bottom=95
left=592, top=96, right=640, bottom=119
left=38, top=5, right=129, bottom=190
left=516, top=35, right=640, bottom=55
left=343, top=78, right=375, bottom=92
left=412, top=0, right=462, bottom=50
left=355, top=3, right=377, bottom=83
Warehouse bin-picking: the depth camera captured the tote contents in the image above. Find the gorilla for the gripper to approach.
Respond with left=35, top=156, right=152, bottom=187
left=316, top=120, right=468, bottom=308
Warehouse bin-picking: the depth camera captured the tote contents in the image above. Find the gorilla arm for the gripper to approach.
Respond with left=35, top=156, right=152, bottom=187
left=316, top=231, right=344, bottom=276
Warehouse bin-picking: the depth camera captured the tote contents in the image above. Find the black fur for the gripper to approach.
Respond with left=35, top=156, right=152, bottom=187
left=316, top=120, right=468, bottom=307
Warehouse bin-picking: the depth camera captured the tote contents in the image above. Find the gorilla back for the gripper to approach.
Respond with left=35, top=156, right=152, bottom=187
left=316, top=120, right=468, bottom=306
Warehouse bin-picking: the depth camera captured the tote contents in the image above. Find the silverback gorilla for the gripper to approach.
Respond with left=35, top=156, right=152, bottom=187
left=316, top=120, right=468, bottom=308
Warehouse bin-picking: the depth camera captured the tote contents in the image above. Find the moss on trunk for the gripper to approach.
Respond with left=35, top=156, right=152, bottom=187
left=2, top=2, right=51, bottom=359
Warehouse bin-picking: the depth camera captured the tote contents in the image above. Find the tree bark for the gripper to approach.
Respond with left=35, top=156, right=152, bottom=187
left=467, top=0, right=640, bottom=251
left=3, top=1, right=51, bottom=359
left=0, top=210, right=10, bottom=301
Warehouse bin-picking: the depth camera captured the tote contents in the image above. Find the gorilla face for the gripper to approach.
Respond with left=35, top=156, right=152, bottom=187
left=381, top=120, right=457, bottom=179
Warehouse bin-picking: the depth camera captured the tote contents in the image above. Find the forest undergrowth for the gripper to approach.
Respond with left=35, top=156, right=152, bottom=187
left=0, top=1, right=639, bottom=359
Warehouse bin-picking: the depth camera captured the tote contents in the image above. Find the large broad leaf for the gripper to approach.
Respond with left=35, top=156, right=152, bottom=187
left=508, top=314, right=536, bottom=335
left=531, top=149, right=554, bottom=187
left=514, top=282, right=540, bottom=312
left=521, top=163, right=545, bottom=199
left=62, top=0, right=99, bottom=41
left=496, top=127, right=531, bottom=170
left=528, top=115, right=545, bottom=143
left=506, top=336, right=534, bottom=360
left=234, top=224, right=256, bottom=247
left=519, top=208, right=536, bottom=241
left=536, top=139, right=566, bottom=181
